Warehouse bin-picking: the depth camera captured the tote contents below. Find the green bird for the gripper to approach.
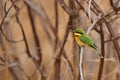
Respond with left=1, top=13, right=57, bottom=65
left=73, top=29, right=103, bottom=58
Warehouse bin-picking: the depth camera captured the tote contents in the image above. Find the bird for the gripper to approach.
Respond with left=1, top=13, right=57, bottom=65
left=73, top=29, right=103, bottom=58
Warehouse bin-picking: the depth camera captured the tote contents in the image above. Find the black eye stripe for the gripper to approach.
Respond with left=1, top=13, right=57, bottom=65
left=76, top=32, right=82, bottom=34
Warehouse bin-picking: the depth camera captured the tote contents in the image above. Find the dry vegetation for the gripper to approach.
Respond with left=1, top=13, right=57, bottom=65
left=0, top=0, right=120, bottom=80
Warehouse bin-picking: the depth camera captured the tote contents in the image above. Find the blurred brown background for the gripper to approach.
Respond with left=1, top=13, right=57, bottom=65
left=0, top=0, right=120, bottom=80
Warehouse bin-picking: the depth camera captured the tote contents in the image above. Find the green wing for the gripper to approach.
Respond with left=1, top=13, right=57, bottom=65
left=80, top=34, right=104, bottom=58
left=80, top=34, right=96, bottom=49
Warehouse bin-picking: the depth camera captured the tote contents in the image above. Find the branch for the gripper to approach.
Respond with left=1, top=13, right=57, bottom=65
left=104, top=36, right=120, bottom=43
left=105, top=22, right=120, bottom=62
left=24, top=0, right=55, bottom=47
left=10, top=1, right=45, bottom=79
left=26, top=3, right=42, bottom=67
left=87, top=18, right=100, bottom=34
left=54, top=0, right=59, bottom=52
left=79, top=47, right=84, bottom=80
left=88, top=0, right=92, bottom=18
left=97, top=23, right=105, bottom=80
left=13, top=8, right=32, bottom=58
left=89, top=1, right=120, bottom=79
left=57, top=0, right=73, bottom=16
left=63, top=57, right=74, bottom=80
left=54, top=17, right=72, bottom=80
left=0, top=1, right=23, bottom=42
left=85, top=1, right=105, bottom=80
left=85, top=0, right=120, bottom=30
left=0, top=56, right=5, bottom=63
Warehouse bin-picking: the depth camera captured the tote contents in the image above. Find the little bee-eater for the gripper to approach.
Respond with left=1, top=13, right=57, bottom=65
left=73, top=29, right=103, bottom=58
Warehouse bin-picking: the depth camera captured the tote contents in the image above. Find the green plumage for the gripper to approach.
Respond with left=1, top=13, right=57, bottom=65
left=74, top=29, right=103, bottom=58
left=80, top=34, right=96, bottom=48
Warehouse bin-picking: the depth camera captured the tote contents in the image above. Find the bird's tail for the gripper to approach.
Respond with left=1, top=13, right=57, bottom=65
left=95, top=49, right=104, bottom=58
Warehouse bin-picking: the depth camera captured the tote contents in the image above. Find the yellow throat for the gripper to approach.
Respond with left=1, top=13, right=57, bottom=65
left=74, top=33, right=88, bottom=47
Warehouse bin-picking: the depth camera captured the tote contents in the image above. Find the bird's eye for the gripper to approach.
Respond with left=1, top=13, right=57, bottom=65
left=75, top=35, right=79, bottom=37
left=79, top=32, right=83, bottom=34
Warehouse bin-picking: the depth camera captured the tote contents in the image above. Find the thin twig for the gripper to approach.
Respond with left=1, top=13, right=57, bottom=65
left=0, top=1, right=23, bottom=42
left=77, top=11, right=99, bottom=80
left=75, top=0, right=85, bottom=12
left=54, top=17, right=72, bottom=80
left=24, top=0, right=55, bottom=47
left=54, top=28, right=70, bottom=80
left=90, top=1, right=120, bottom=79
left=78, top=22, right=97, bottom=80
left=57, top=0, right=73, bottom=16
left=88, top=0, right=99, bottom=16
left=79, top=47, right=84, bottom=80
left=26, top=3, right=42, bottom=67
left=63, top=58, right=74, bottom=80
left=87, top=18, right=100, bottom=34
left=102, top=68, right=116, bottom=80
left=104, top=36, right=120, bottom=43
left=78, top=18, right=101, bottom=80
left=62, top=50, right=74, bottom=80
left=11, top=1, right=45, bottom=79
left=54, top=0, right=59, bottom=52
left=0, top=62, right=18, bottom=71
left=24, top=1, right=74, bottom=80
left=105, top=21, right=120, bottom=62
left=15, top=9, right=32, bottom=58
left=0, top=56, right=5, bottom=63
left=86, top=0, right=120, bottom=28
left=88, top=0, right=92, bottom=18
left=89, top=2, right=105, bottom=80
left=18, top=66, right=31, bottom=80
